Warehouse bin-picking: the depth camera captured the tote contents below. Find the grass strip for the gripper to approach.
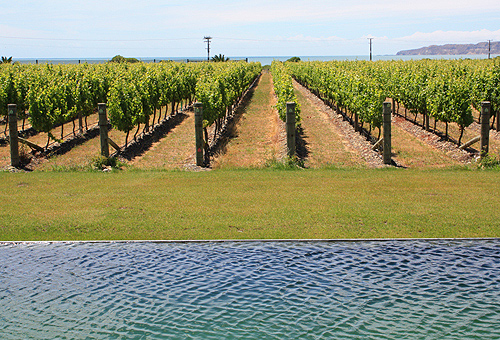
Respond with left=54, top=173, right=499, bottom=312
left=213, top=71, right=283, bottom=169
left=1, top=168, right=499, bottom=241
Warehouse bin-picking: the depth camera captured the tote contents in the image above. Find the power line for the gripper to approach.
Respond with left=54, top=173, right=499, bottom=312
left=0, top=35, right=197, bottom=42
left=0, top=41, right=198, bottom=50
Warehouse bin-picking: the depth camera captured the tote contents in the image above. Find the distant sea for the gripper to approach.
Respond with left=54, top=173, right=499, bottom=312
left=14, top=54, right=499, bottom=65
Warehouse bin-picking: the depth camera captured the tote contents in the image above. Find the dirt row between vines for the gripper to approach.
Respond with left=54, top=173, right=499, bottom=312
left=0, top=103, right=195, bottom=171
left=213, top=71, right=377, bottom=169
left=211, top=71, right=285, bottom=168
left=292, top=81, right=378, bottom=168
left=392, top=107, right=500, bottom=164
left=293, top=80, right=467, bottom=169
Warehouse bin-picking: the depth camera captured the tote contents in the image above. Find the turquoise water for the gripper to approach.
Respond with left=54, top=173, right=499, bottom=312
left=15, top=54, right=498, bottom=65
left=1, top=240, right=499, bottom=339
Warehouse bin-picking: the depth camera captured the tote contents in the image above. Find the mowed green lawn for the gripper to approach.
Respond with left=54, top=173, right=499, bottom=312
left=1, top=168, right=499, bottom=241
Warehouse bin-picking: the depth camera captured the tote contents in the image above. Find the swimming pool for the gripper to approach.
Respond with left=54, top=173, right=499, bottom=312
left=1, top=240, right=499, bottom=339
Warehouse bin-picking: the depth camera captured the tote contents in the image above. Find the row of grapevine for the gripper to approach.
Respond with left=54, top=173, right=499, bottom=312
left=288, top=60, right=385, bottom=132
left=0, top=61, right=261, bottom=148
left=288, top=59, right=500, bottom=145
left=107, top=63, right=198, bottom=145
left=1, top=63, right=110, bottom=139
left=270, top=61, right=301, bottom=125
left=383, top=59, right=500, bottom=143
left=195, top=61, right=261, bottom=135
left=0, top=63, right=200, bottom=146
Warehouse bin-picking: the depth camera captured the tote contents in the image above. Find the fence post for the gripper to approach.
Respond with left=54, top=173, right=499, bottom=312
left=8, top=104, right=20, bottom=167
left=383, top=101, right=392, bottom=165
left=194, top=102, right=204, bottom=166
left=98, top=103, right=109, bottom=157
left=480, top=101, right=491, bottom=157
left=286, top=102, right=296, bottom=158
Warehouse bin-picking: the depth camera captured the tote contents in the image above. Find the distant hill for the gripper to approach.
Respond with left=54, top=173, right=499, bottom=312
left=397, top=41, right=500, bottom=56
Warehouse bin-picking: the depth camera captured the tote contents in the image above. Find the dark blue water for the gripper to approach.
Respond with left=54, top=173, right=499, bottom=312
left=1, top=240, right=499, bottom=339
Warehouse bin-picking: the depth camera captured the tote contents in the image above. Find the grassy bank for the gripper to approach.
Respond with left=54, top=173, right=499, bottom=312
left=1, top=167, right=499, bottom=241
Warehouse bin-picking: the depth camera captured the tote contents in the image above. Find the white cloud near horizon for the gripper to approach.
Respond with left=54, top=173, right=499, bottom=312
left=397, top=29, right=500, bottom=44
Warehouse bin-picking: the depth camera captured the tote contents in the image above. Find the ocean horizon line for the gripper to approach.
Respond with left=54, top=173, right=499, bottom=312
left=11, top=54, right=499, bottom=65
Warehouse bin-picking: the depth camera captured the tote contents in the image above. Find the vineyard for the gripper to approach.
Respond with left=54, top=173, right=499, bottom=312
left=1, top=58, right=500, bottom=171
left=288, top=59, right=500, bottom=146
left=0, top=61, right=261, bottom=169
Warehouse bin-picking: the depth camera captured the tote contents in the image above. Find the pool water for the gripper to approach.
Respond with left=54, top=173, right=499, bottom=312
left=0, top=240, right=499, bottom=339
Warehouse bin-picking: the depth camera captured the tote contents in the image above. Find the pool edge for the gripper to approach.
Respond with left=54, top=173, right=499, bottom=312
left=2, top=237, right=500, bottom=244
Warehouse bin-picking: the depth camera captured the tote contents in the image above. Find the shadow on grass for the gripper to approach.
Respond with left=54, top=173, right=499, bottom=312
left=295, top=126, right=309, bottom=166
left=209, top=74, right=260, bottom=160
left=393, top=111, right=480, bottom=154
left=114, top=110, right=190, bottom=161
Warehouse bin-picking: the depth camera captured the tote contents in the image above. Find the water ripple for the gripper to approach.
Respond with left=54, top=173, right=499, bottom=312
left=0, top=240, right=499, bottom=339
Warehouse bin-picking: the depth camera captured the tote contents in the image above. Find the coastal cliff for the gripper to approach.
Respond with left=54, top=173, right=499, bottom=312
left=397, top=41, right=500, bottom=55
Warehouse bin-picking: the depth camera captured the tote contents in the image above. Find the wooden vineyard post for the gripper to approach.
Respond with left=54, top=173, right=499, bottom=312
left=480, top=101, right=491, bottom=157
left=8, top=104, right=20, bottom=167
left=98, top=103, right=109, bottom=158
left=286, top=102, right=296, bottom=157
left=383, top=101, right=392, bottom=165
left=194, top=102, right=204, bottom=166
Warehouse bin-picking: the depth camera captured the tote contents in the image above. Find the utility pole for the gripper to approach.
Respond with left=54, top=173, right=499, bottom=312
left=204, top=36, right=212, bottom=61
left=368, top=38, right=373, bottom=61
left=488, top=40, right=492, bottom=59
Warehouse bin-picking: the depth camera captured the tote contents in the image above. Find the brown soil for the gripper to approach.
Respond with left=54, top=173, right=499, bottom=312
left=212, top=71, right=286, bottom=169
left=392, top=103, right=500, bottom=164
left=130, top=110, right=196, bottom=170
left=295, top=83, right=470, bottom=168
left=293, top=80, right=375, bottom=168
left=391, top=115, right=471, bottom=165
left=0, top=104, right=186, bottom=170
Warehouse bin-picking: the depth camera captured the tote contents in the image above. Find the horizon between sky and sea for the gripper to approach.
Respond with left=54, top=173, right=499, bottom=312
left=3, top=1, right=500, bottom=63
left=13, top=54, right=500, bottom=65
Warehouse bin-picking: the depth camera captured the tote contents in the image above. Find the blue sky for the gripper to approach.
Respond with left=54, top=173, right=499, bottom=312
left=1, top=0, right=500, bottom=58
